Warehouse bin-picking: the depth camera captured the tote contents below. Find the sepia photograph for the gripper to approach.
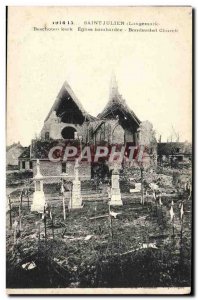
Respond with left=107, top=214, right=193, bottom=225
left=6, top=6, right=192, bottom=295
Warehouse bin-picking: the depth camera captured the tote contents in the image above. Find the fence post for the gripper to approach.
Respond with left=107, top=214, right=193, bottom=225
left=8, top=195, right=12, bottom=229
left=140, top=166, right=144, bottom=205
left=44, top=206, right=47, bottom=242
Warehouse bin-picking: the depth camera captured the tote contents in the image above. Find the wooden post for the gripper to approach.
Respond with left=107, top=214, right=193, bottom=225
left=140, top=167, right=144, bottom=205
left=20, top=189, right=23, bottom=209
left=180, top=216, right=183, bottom=251
left=145, top=189, right=148, bottom=204
left=156, top=199, right=159, bottom=219
left=38, top=222, right=40, bottom=243
left=44, top=206, right=47, bottom=242
left=52, top=214, right=55, bottom=240
left=108, top=203, right=113, bottom=240
left=61, top=180, right=66, bottom=218
left=18, top=204, right=22, bottom=231
left=8, top=195, right=12, bottom=229
left=27, top=187, right=30, bottom=210
left=172, top=215, right=175, bottom=238
left=70, top=182, right=73, bottom=211
left=180, top=202, right=184, bottom=263
left=189, top=184, right=192, bottom=199
left=62, top=195, right=66, bottom=220
left=19, top=189, right=23, bottom=231
left=14, top=227, right=16, bottom=244
left=13, top=220, right=18, bottom=245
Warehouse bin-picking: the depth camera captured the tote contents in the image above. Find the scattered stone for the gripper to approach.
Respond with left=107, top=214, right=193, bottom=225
left=22, top=261, right=36, bottom=270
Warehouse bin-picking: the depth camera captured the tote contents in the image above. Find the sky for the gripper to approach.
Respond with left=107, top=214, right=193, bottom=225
left=7, top=7, right=192, bottom=146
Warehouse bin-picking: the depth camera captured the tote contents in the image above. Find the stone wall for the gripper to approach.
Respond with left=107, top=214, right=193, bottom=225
left=40, top=111, right=89, bottom=142
left=125, top=128, right=135, bottom=143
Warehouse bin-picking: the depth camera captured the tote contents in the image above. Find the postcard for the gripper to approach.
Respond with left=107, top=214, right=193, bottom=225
left=6, top=6, right=192, bottom=295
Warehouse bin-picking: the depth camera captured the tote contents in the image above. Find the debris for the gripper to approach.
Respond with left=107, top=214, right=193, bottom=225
left=170, top=205, right=174, bottom=221
left=180, top=203, right=184, bottom=220
left=150, top=183, right=159, bottom=191
left=130, top=183, right=141, bottom=193
left=22, top=261, right=36, bottom=270
left=117, top=243, right=158, bottom=257
left=137, top=215, right=148, bottom=220
left=129, top=177, right=136, bottom=181
left=53, top=257, right=63, bottom=264
left=109, top=211, right=122, bottom=218
left=159, top=196, right=163, bottom=205
left=142, top=242, right=158, bottom=249
left=84, top=235, right=93, bottom=241
left=69, top=282, right=80, bottom=288
left=13, top=220, right=18, bottom=228
left=65, top=236, right=84, bottom=241
left=89, top=214, right=109, bottom=220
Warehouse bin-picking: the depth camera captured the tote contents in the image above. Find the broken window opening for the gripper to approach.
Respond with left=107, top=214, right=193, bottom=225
left=62, top=162, right=67, bottom=173
left=45, top=132, right=50, bottom=140
left=55, top=90, right=85, bottom=125
left=61, top=126, right=77, bottom=140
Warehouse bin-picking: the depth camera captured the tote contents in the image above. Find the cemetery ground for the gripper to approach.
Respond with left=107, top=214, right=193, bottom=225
left=6, top=175, right=192, bottom=289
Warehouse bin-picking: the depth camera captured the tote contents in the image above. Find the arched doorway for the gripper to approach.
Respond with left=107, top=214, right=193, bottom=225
left=112, top=124, right=125, bottom=144
left=61, top=126, right=76, bottom=139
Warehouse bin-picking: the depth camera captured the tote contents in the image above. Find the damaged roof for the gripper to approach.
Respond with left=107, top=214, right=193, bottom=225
left=45, top=81, right=96, bottom=123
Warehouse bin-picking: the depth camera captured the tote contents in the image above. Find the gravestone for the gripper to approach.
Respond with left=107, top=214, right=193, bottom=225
left=109, top=167, right=123, bottom=206
left=68, top=159, right=83, bottom=209
left=31, top=159, right=46, bottom=213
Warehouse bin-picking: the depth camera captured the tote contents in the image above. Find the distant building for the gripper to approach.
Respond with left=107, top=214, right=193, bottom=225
left=6, top=142, right=24, bottom=169
left=18, top=146, right=32, bottom=171
left=157, top=142, right=192, bottom=166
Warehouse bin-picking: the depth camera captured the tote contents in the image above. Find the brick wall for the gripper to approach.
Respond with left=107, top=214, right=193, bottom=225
left=32, top=159, right=91, bottom=182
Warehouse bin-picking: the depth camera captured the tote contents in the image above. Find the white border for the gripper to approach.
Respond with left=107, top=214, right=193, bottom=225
left=1, top=1, right=196, bottom=299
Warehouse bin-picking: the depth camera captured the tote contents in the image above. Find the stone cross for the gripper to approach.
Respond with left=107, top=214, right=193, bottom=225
left=31, top=159, right=46, bottom=213
left=68, top=158, right=82, bottom=210
left=109, top=167, right=123, bottom=206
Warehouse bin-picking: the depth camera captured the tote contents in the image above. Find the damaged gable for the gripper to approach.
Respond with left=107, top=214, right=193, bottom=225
left=45, top=81, right=95, bottom=125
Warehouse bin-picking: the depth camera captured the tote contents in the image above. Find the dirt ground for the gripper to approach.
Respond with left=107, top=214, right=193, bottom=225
left=6, top=185, right=191, bottom=288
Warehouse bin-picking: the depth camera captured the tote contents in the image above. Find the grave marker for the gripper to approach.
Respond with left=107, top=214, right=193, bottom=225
left=31, top=159, right=46, bottom=213
left=68, top=159, right=83, bottom=209
left=109, top=166, right=123, bottom=206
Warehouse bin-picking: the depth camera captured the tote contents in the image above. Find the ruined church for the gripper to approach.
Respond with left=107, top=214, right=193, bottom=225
left=19, top=75, right=156, bottom=180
